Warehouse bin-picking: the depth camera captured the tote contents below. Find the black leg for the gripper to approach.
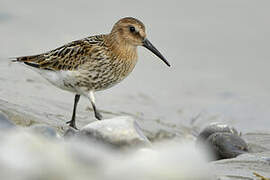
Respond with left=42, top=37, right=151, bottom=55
left=66, top=94, right=80, bottom=129
left=89, top=91, right=102, bottom=120
left=91, top=101, right=103, bottom=120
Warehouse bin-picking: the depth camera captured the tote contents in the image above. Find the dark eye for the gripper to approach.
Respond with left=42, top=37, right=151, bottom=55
left=129, top=26, right=136, bottom=33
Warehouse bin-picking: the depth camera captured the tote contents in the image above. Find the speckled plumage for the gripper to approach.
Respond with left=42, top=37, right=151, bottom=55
left=16, top=34, right=137, bottom=92
left=13, top=17, right=170, bottom=129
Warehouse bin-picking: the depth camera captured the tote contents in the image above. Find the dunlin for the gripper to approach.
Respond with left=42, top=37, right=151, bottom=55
left=12, top=17, right=170, bottom=129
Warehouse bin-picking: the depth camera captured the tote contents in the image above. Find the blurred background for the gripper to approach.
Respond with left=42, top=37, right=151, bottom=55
left=1, top=0, right=270, bottom=133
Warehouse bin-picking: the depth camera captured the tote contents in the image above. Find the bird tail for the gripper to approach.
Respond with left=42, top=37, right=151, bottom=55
left=9, top=57, right=19, bottom=62
left=10, top=55, right=40, bottom=62
left=10, top=55, right=42, bottom=68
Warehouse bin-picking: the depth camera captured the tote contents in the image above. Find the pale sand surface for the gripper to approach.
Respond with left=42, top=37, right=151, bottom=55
left=0, top=0, right=270, bottom=133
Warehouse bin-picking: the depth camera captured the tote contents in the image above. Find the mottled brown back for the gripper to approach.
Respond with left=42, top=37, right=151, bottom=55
left=15, top=35, right=106, bottom=71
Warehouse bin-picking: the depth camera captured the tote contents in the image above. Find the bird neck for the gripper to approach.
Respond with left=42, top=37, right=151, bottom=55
left=104, top=34, right=138, bottom=62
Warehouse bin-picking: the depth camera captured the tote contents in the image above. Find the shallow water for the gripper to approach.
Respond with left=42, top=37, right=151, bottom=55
left=1, top=0, right=270, bottom=134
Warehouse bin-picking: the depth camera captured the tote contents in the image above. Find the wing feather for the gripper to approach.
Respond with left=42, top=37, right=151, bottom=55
left=14, top=35, right=106, bottom=71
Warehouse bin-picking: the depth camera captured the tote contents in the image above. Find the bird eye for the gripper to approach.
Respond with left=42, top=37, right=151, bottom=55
left=129, top=26, right=136, bottom=33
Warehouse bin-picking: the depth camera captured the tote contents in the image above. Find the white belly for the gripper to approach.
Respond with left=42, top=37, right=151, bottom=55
left=37, top=69, right=78, bottom=92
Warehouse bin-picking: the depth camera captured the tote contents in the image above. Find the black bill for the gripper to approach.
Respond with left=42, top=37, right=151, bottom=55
left=142, top=38, right=170, bottom=67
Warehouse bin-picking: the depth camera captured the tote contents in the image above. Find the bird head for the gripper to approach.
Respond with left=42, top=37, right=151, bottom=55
left=111, top=17, right=170, bottom=67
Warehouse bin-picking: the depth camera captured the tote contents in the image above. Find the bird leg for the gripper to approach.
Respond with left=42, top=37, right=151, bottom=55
left=89, top=91, right=102, bottom=120
left=66, top=94, right=80, bottom=129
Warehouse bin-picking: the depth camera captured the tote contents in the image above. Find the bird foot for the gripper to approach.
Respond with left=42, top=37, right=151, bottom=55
left=95, top=111, right=103, bottom=120
left=66, top=120, right=78, bottom=130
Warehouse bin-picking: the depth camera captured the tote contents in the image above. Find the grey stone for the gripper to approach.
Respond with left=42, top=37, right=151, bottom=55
left=0, top=112, right=16, bottom=130
left=198, top=123, right=239, bottom=141
left=212, top=132, right=270, bottom=179
left=207, top=132, right=248, bottom=160
left=78, top=116, right=151, bottom=148
left=197, top=123, right=248, bottom=160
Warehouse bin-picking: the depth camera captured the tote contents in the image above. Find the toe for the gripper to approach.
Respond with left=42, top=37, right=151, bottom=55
left=95, top=112, right=103, bottom=120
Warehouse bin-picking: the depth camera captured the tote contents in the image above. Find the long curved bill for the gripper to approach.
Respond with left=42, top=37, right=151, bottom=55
left=142, top=38, right=170, bottom=67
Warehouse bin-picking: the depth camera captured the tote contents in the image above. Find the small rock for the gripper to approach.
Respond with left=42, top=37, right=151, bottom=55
left=0, top=112, right=16, bottom=130
left=198, top=123, right=239, bottom=141
left=78, top=116, right=151, bottom=148
left=197, top=123, right=248, bottom=160
left=28, top=124, right=58, bottom=138
left=207, top=132, right=248, bottom=160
